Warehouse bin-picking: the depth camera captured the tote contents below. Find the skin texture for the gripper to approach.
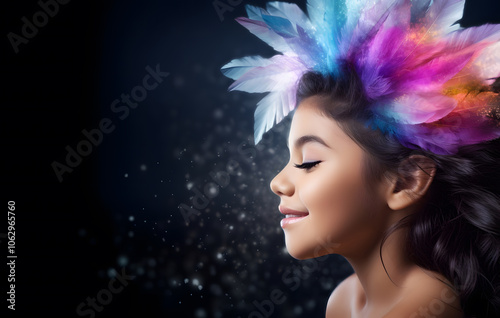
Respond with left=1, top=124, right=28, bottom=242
left=270, top=96, right=463, bottom=317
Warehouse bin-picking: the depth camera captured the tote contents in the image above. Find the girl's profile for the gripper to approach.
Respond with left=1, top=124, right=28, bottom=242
left=222, top=0, right=500, bottom=317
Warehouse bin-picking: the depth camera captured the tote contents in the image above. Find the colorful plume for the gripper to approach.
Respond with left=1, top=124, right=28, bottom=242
left=221, top=0, right=500, bottom=154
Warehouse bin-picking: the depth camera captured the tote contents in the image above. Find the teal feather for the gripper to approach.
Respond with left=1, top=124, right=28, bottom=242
left=307, top=0, right=348, bottom=74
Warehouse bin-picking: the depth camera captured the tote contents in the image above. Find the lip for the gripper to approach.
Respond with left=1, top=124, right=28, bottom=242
left=279, top=206, right=309, bottom=228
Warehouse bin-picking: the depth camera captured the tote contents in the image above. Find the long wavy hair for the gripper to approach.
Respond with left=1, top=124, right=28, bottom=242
left=296, top=65, right=500, bottom=318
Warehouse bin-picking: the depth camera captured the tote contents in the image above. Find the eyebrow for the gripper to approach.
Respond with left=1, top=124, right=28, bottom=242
left=288, top=135, right=331, bottom=150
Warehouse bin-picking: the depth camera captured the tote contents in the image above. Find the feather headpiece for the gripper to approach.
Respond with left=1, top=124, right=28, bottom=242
left=221, top=0, right=500, bottom=154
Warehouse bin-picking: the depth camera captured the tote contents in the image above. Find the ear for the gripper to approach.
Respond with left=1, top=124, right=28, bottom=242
left=385, top=155, right=436, bottom=211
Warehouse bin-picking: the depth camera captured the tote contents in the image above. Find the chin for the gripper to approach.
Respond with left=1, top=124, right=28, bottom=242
left=285, top=244, right=316, bottom=260
left=285, top=235, right=342, bottom=260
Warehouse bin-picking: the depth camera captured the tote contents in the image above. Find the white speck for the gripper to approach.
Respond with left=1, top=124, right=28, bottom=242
left=129, top=216, right=135, bottom=222
left=207, top=184, right=219, bottom=196
left=184, top=278, right=189, bottom=284
left=124, top=173, right=129, bottom=178
left=140, top=164, right=147, bottom=171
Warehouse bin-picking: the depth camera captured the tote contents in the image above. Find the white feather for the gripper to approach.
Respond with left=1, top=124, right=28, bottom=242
left=473, top=41, right=500, bottom=84
left=266, top=2, right=313, bottom=31
left=228, top=55, right=306, bottom=93
left=221, top=56, right=272, bottom=80
left=446, top=24, right=500, bottom=50
left=254, top=89, right=296, bottom=144
left=424, top=0, right=465, bottom=35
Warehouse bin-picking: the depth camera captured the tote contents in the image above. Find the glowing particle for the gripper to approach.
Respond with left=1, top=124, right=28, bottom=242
left=117, top=256, right=128, bottom=267
left=107, top=268, right=117, bottom=278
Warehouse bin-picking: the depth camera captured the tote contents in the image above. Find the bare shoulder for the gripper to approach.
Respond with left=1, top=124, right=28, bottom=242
left=325, top=273, right=357, bottom=318
left=384, top=268, right=463, bottom=318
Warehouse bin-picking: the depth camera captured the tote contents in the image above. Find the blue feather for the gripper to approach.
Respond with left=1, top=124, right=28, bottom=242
left=266, top=2, right=312, bottom=29
left=262, top=15, right=298, bottom=38
left=245, top=4, right=267, bottom=21
left=307, top=0, right=348, bottom=74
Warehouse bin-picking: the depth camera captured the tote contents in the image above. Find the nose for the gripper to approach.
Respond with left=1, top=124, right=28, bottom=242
left=270, top=164, right=294, bottom=197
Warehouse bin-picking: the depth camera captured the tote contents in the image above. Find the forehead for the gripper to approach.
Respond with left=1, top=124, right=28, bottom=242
left=288, top=96, right=352, bottom=149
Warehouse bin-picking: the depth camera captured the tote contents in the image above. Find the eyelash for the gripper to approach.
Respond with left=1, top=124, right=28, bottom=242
left=294, top=161, right=322, bottom=171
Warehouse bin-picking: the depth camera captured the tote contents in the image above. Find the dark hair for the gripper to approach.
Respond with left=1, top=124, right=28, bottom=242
left=296, top=64, right=500, bottom=318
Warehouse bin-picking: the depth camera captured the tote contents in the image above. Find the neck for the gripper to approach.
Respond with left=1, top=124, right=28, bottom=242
left=344, top=226, right=414, bottom=309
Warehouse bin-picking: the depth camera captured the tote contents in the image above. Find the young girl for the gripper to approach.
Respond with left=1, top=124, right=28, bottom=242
left=222, top=0, right=500, bottom=317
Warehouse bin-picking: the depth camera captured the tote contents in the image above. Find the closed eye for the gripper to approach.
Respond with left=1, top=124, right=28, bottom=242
left=294, top=161, right=322, bottom=170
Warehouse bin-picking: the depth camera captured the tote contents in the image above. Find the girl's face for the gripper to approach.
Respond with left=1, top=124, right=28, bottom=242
left=270, top=96, right=392, bottom=260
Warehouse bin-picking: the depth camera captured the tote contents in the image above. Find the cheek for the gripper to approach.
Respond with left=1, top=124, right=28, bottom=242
left=302, top=161, right=364, bottom=210
left=300, top=162, right=373, bottom=238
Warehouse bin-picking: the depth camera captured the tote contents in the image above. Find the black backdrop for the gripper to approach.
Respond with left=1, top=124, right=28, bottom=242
left=3, top=0, right=500, bottom=317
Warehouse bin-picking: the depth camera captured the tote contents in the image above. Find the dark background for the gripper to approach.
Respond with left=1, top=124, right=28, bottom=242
left=3, top=0, right=500, bottom=317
